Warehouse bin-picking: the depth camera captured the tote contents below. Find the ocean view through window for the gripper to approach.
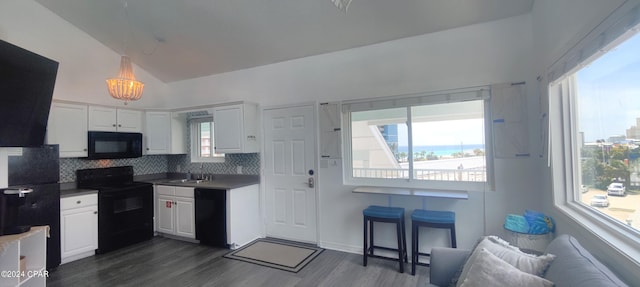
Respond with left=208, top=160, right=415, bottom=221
left=344, top=92, right=490, bottom=190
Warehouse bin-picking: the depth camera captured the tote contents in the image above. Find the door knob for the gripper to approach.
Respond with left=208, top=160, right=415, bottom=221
left=306, top=177, right=314, bottom=188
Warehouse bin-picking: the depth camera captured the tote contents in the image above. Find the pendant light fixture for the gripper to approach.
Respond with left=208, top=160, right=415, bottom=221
left=106, top=55, right=144, bottom=102
left=332, top=0, right=353, bottom=12
left=106, top=1, right=144, bottom=103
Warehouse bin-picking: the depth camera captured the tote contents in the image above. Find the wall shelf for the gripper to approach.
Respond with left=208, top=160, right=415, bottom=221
left=0, top=226, right=48, bottom=287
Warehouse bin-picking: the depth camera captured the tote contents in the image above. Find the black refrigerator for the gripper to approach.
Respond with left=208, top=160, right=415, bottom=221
left=0, top=145, right=61, bottom=270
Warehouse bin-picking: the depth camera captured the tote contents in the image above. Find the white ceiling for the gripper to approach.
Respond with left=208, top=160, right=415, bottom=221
left=35, top=0, right=534, bottom=83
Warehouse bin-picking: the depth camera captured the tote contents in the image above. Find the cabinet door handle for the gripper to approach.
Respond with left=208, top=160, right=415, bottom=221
left=118, top=124, right=122, bottom=127
left=76, top=200, right=81, bottom=204
left=112, top=124, right=117, bottom=127
left=83, top=148, right=88, bottom=151
left=93, top=211, right=98, bottom=214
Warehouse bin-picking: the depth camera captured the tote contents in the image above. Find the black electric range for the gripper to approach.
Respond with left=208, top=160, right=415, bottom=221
left=76, top=166, right=153, bottom=254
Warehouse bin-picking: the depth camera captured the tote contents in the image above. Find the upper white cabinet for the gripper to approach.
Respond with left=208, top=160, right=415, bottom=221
left=47, top=102, right=88, bottom=158
left=116, top=109, right=143, bottom=132
left=144, top=111, right=187, bottom=155
left=213, top=103, right=258, bottom=153
left=88, top=106, right=142, bottom=132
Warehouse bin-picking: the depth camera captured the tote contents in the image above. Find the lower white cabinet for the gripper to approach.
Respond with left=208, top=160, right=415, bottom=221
left=156, top=185, right=195, bottom=239
left=226, top=184, right=261, bottom=249
left=60, top=193, right=98, bottom=264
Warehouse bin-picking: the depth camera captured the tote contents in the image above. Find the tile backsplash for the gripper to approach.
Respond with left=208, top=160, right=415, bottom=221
left=59, top=155, right=169, bottom=183
left=59, top=153, right=260, bottom=183
left=167, top=153, right=260, bottom=175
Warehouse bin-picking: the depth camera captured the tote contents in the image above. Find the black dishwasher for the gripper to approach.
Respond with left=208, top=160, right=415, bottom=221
left=195, top=188, right=227, bottom=247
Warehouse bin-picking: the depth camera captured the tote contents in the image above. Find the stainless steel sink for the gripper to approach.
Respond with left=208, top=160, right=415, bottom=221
left=167, top=178, right=210, bottom=184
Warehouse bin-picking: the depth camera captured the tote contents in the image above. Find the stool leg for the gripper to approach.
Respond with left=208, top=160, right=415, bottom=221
left=412, top=221, right=417, bottom=276
left=396, top=219, right=404, bottom=273
left=451, top=224, right=457, bottom=248
left=363, top=216, right=367, bottom=266
left=402, top=215, right=408, bottom=263
left=369, top=220, right=374, bottom=255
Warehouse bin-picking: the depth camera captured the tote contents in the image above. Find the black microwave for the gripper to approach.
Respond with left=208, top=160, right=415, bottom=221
left=87, top=131, right=143, bottom=159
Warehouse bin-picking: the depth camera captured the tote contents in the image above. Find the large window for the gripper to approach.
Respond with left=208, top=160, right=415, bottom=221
left=343, top=88, right=491, bottom=191
left=549, top=18, right=640, bottom=258
left=190, top=117, right=224, bottom=162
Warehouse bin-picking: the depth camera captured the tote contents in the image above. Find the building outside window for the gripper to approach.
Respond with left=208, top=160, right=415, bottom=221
left=190, top=118, right=224, bottom=162
left=555, top=30, right=640, bottom=230
left=343, top=88, right=492, bottom=191
left=549, top=14, right=640, bottom=259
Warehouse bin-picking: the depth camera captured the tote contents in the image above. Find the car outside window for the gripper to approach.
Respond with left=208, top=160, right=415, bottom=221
left=550, top=25, right=640, bottom=241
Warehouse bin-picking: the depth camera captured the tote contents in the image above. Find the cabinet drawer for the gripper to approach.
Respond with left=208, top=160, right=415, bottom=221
left=61, top=194, right=97, bottom=210
left=156, top=185, right=175, bottom=196
left=174, top=186, right=194, bottom=198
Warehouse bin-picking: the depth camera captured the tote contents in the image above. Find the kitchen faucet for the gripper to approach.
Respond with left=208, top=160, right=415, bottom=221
left=200, top=162, right=204, bottom=180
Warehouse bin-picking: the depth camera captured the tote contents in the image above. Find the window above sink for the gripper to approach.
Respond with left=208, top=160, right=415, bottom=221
left=190, top=116, right=225, bottom=163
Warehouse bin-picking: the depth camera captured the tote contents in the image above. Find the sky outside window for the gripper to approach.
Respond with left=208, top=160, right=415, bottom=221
left=577, top=33, right=640, bottom=142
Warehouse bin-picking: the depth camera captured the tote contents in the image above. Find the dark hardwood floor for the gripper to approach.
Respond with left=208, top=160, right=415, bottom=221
left=47, top=237, right=430, bottom=287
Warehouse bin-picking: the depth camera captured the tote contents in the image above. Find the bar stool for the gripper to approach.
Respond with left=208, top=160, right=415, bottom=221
left=362, top=205, right=408, bottom=273
left=411, top=209, right=457, bottom=275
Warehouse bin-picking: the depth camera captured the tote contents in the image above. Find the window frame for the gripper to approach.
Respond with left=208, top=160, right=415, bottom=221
left=342, top=88, right=494, bottom=192
left=548, top=20, right=640, bottom=262
left=189, top=117, right=224, bottom=163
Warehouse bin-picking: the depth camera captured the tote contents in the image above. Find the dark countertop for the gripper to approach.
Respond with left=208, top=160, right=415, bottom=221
left=60, top=188, right=99, bottom=198
left=58, top=173, right=259, bottom=197
left=141, top=173, right=260, bottom=190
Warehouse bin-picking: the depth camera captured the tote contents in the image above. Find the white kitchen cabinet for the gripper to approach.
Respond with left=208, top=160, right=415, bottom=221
left=46, top=102, right=88, bottom=158
left=144, top=111, right=187, bottom=155
left=155, top=185, right=195, bottom=239
left=226, top=184, right=261, bottom=249
left=0, top=226, right=47, bottom=287
left=156, top=194, right=175, bottom=234
left=60, top=193, right=98, bottom=264
left=213, top=103, right=259, bottom=153
left=88, top=106, right=142, bottom=132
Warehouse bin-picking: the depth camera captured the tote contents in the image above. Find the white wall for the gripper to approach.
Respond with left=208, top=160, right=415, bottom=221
left=533, top=0, right=639, bottom=284
left=0, top=0, right=170, bottom=109
left=168, top=14, right=538, bottom=253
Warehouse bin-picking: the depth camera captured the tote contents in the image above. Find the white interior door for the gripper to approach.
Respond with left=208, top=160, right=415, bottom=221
left=263, top=105, right=317, bottom=243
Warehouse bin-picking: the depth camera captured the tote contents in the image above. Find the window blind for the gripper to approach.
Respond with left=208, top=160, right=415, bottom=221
left=547, top=3, right=640, bottom=84
left=341, top=86, right=490, bottom=113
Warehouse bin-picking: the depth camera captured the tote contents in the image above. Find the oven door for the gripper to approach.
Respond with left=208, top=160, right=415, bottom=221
left=97, top=185, right=153, bottom=254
